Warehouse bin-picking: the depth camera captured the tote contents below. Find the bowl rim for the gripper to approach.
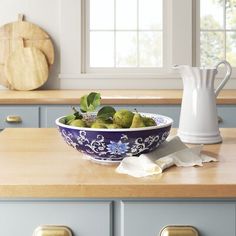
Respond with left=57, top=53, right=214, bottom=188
left=55, top=112, right=173, bottom=132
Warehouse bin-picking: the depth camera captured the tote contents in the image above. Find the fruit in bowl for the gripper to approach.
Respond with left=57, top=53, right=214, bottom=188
left=56, top=93, right=173, bottom=163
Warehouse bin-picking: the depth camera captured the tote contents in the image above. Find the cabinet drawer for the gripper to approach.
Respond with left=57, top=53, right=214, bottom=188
left=121, top=201, right=235, bottom=236
left=0, top=106, right=39, bottom=128
left=0, top=201, right=112, bottom=236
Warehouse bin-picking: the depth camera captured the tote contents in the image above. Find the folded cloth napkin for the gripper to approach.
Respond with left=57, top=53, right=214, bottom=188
left=116, top=136, right=217, bottom=178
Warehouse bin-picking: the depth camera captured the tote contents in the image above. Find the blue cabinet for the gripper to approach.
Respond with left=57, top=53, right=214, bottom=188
left=42, top=104, right=181, bottom=128
left=42, top=104, right=236, bottom=128
left=217, top=105, right=236, bottom=127
left=0, top=199, right=235, bottom=236
left=0, top=201, right=112, bottom=236
left=0, top=104, right=235, bottom=128
left=40, top=105, right=72, bottom=128
left=121, top=201, right=236, bottom=236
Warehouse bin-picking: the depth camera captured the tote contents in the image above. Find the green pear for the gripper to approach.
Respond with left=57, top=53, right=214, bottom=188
left=105, top=123, right=122, bottom=129
left=143, top=117, right=156, bottom=127
left=91, top=123, right=107, bottom=129
left=85, top=120, right=93, bottom=128
left=90, top=117, right=110, bottom=129
left=67, top=118, right=76, bottom=125
left=69, top=119, right=86, bottom=127
left=95, top=117, right=112, bottom=124
left=130, top=113, right=145, bottom=128
left=113, top=109, right=134, bottom=128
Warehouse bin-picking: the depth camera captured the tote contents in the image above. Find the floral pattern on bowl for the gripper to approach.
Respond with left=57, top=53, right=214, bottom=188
left=56, top=113, right=173, bottom=163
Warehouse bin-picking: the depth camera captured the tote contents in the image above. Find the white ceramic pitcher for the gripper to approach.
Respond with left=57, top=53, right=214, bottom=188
left=174, top=60, right=232, bottom=144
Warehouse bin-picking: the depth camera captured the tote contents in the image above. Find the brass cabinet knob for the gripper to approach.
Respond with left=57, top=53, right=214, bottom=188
left=33, top=225, right=73, bottom=236
left=5, top=115, right=22, bottom=124
left=160, top=226, right=199, bottom=236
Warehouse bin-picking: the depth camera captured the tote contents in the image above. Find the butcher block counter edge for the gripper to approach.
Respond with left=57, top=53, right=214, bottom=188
left=0, top=185, right=235, bottom=199
left=0, top=89, right=236, bottom=105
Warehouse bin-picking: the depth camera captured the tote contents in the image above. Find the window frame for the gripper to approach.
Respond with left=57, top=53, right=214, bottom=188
left=58, top=0, right=236, bottom=89
left=60, top=0, right=193, bottom=81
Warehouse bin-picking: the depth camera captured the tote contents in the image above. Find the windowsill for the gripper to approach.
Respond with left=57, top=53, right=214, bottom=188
left=59, top=72, right=178, bottom=79
left=59, top=74, right=236, bottom=90
left=59, top=68, right=236, bottom=80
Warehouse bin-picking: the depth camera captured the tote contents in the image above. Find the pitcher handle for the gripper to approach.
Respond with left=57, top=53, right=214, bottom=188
left=215, top=60, right=232, bottom=97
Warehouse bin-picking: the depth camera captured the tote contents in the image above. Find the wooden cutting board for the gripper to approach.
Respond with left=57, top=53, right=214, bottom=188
left=0, top=14, right=54, bottom=89
left=5, top=47, right=49, bottom=91
left=0, top=14, right=54, bottom=65
left=0, top=64, right=9, bottom=88
left=0, top=38, right=23, bottom=88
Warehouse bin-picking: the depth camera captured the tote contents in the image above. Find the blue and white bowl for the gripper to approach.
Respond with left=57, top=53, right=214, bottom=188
left=56, top=113, right=173, bottom=164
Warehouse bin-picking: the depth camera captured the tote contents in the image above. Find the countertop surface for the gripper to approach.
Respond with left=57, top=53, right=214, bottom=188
left=0, top=89, right=236, bottom=105
left=0, top=128, right=235, bottom=198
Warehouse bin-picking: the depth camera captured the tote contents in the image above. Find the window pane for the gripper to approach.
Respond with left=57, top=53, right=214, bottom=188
left=116, top=0, right=137, bottom=30
left=90, top=0, right=114, bottom=30
left=200, top=32, right=224, bottom=66
left=139, top=32, right=162, bottom=67
left=226, top=0, right=236, bottom=29
left=139, top=0, right=162, bottom=30
left=226, top=32, right=236, bottom=66
left=201, top=0, right=224, bottom=29
left=88, top=0, right=163, bottom=69
left=90, top=32, right=114, bottom=67
left=116, top=32, right=137, bottom=67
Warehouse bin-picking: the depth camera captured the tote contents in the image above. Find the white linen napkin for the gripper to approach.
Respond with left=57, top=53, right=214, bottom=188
left=116, top=136, right=217, bottom=177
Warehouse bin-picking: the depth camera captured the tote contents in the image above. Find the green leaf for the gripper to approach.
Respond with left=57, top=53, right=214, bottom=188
left=60, top=117, right=67, bottom=124
left=65, top=114, right=76, bottom=124
left=87, top=92, right=101, bottom=108
left=80, top=95, right=89, bottom=112
left=80, top=92, right=101, bottom=112
left=97, top=106, right=116, bottom=120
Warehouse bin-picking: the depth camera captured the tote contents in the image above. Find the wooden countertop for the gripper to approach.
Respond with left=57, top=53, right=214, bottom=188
left=0, top=89, right=236, bottom=105
left=0, top=128, right=235, bottom=198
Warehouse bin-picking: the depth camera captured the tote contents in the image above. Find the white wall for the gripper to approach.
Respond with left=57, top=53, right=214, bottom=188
left=0, top=0, right=61, bottom=89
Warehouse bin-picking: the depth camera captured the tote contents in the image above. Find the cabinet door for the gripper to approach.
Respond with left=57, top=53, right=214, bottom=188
left=217, top=105, right=236, bottom=127
left=0, top=201, right=112, bottom=236
left=121, top=201, right=235, bottom=236
left=0, top=106, right=39, bottom=128
left=42, top=105, right=72, bottom=127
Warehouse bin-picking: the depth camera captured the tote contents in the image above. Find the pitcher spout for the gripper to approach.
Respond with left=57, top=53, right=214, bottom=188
left=173, top=64, right=194, bottom=79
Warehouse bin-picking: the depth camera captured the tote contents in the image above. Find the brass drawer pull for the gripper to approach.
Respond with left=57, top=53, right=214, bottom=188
left=218, top=116, right=223, bottom=123
left=33, top=225, right=73, bottom=236
left=160, top=225, right=199, bottom=236
left=5, top=115, right=22, bottom=123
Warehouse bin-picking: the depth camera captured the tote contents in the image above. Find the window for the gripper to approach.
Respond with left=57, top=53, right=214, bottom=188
left=199, top=0, right=236, bottom=67
left=88, top=0, right=163, bottom=70
left=59, top=0, right=235, bottom=89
